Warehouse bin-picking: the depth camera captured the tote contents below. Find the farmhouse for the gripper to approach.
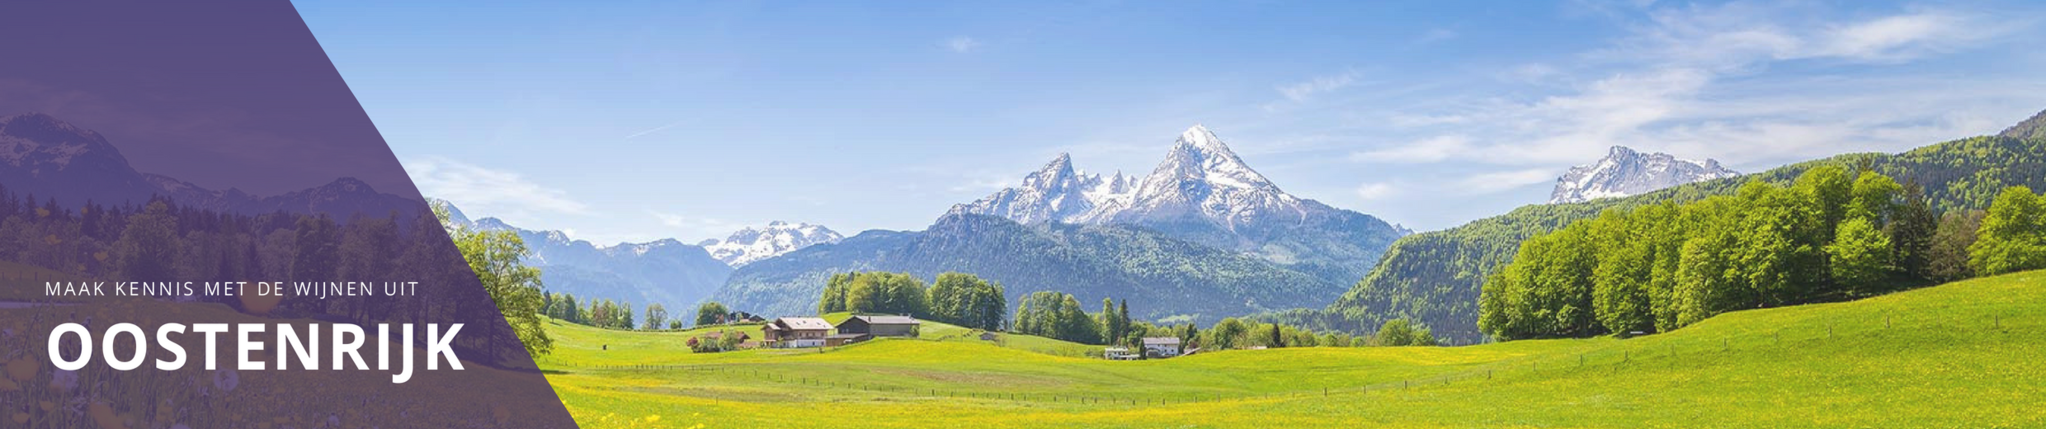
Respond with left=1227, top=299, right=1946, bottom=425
left=837, top=315, right=921, bottom=337
left=1141, top=337, right=1183, bottom=358
left=761, top=317, right=832, bottom=348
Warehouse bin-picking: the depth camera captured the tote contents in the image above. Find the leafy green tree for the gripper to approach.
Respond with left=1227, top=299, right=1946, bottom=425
left=1013, top=291, right=1103, bottom=344
left=1829, top=217, right=1894, bottom=294
left=111, top=201, right=180, bottom=281
left=818, top=272, right=852, bottom=314
left=643, top=303, right=668, bottom=330
left=1970, top=186, right=2046, bottom=276
left=437, top=202, right=551, bottom=357
left=1926, top=211, right=1983, bottom=282
left=290, top=214, right=339, bottom=284
left=1846, top=171, right=1902, bottom=225
left=1205, top=318, right=1248, bottom=350
left=1888, top=183, right=1939, bottom=283
left=924, top=272, right=1006, bottom=330
left=1372, top=319, right=1434, bottom=346
left=695, top=301, right=731, bottom=326
left=1591, top=210, right=1654, bottom=335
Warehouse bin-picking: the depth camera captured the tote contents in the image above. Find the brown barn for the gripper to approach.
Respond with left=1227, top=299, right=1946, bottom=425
left=837, top=315, right=921, bottom=337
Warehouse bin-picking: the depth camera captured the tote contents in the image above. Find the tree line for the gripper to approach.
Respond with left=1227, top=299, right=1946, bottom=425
left=1012, top=289, right=1439, bottom=350
left=815, top=271, right=1008, bottom=331
left=1479, top=166, right=2046, bottom=340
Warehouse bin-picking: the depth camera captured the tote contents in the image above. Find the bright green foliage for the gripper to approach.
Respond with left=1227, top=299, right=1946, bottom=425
left=437, top=201, right=552, bottom=357
left=1479, top=169, right=1971, bottom=340
left=1204, top=317, right=1249, bottom=350
left=1371, top=319, right=1434, bottom=346
left=1013, top=291, right=1102, bottom=344
left=924, top=272, right=1007, bottom=331
left=821, top=271, right=929, bottom=316
left=583, top=298, right=635, bottom=329
left=544, top=292, right=583, bottom=324
left=694, top=301, right=731, bottom=327
left=1969, top=186, right=2046, bottom=275
left=540, top=271, right=2046, bottom=428
left=1828, top=218, right=1893, bottom=293
left=1324, top=133, right=2046, bottom=341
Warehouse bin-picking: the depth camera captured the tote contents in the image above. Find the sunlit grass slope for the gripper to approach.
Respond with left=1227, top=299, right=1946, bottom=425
left=542, top=270, right=2046, bottom=428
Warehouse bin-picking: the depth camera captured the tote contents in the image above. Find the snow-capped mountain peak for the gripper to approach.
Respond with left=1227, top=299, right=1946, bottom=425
left=955, top=124, right=1320, bottom=231
left=699, top=221, right=845, bottom=267
left=1145, top=124, right=1281, bottom=194
left=1549, top=145, right=1740, bottom=204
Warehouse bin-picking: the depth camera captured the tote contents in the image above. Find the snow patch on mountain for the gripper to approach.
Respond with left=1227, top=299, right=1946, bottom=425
left=952, top=124, right=1330, bottom=232
left=697, top=221, right=845, bottom=267
left=1549, top=146, right=1740, bottom=204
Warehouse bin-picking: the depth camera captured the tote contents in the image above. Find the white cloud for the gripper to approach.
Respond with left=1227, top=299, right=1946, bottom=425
left=1354, top=182, right=1400, bottom=200
left=1456, top=168, right=1557, bottom=195
left=1277, top=71, right=1360, bottom=102
left=403, top=156, right=588, bottom=222
left=1350, top=135, right=1472, bottom=163
left=944, top=36, right=981, bottom=53
left=1388, top=3, right=2029, bottom=170
left=1621, top=4, right=1998, bottom=68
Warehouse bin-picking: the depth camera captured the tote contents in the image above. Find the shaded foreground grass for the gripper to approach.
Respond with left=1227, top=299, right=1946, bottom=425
left=541, top=271, right=2046, bottom=428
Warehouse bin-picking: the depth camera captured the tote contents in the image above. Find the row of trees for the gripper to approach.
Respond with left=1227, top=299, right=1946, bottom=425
left=1478, top=167, right=2039, bottom=340
left=814, top=271, right=1008, bottom=331
left=1010, top=288, right=1439, bottom=350
left=539, top=292, right=638, bottom=330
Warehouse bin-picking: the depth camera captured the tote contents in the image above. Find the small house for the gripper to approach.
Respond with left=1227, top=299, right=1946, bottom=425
left=1141, top=337, right=1183, bottom=358
left=761, top=317, right=832, bottom=348
left=836, top=315, right=921, bottom=338
left=1104, top=347, right=1140, bottom=360
left=978, top=332, right=1000, bottom=341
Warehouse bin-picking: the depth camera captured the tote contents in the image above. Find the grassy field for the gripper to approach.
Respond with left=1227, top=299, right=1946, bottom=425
left=539, top=270, right=2046, bottom=428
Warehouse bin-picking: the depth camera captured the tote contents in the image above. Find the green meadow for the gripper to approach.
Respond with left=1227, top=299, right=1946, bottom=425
left=539, top=270, right=2045, bottom=428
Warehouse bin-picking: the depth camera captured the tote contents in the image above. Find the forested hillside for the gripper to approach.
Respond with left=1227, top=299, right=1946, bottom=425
left=711, top=214, right=1342, bottom=323
left=1304, top=113, right=2046, bottom=342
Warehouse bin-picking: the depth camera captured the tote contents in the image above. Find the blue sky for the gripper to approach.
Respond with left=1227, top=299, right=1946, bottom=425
left=299, top=0, right=2046, bottom=245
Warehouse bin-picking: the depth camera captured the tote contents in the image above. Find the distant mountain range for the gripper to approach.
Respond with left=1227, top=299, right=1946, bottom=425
left=0, top=112, right=420, bottom=219
left=1549, top=146, right=1739, bottom=204
left=439, top=203, right=735, bottom=317
left=699, top=221, right=843, bottom=267
left=438, top=201, right=846, bottom=316
left=713, top=125, right=1409, bottom=323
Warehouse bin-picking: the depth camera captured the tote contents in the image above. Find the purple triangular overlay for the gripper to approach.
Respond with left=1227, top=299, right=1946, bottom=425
left=0, top=2, right=579, bottom=427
